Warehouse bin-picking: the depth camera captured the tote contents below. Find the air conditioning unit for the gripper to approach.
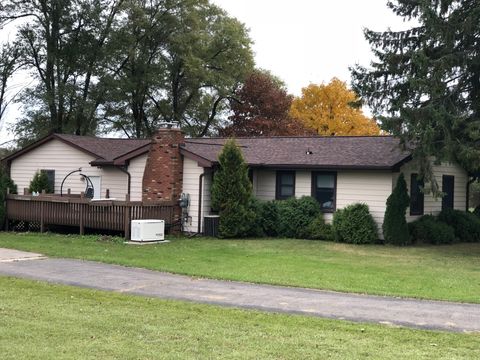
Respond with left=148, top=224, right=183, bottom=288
left=131, top=219, right=165, bottom=242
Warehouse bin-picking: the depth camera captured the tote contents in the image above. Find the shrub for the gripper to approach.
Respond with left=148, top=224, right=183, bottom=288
left=277, top=196, right=321, bottom=238
left=0, top=166, right=17, bottom=229
left=306, top=214, right=333, bottom=240
left=438, top=208, right=480, bottom=243
left=257, top=200, right=279, bottom=237
left=409, top=215, right=455, bottom=245
left=211, top=140, right=254, bottom=238
left=29, top=170, right=53, bottom=194
left=383, top=173, right=411, bottom=246
left=332, top=203, right=378, bottom=244
left=247, top=197, right=264, bottom=237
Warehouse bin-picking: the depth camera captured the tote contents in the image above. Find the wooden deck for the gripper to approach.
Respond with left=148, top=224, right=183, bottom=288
left=5, top=194, right=180, bottom=239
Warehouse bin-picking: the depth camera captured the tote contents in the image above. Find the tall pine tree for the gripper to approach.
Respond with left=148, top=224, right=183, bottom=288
left=383, top=173, right=410, bottom=246
left=211, top=139, right=253, bottom=238
left=351, top=0, right=480, bottom=192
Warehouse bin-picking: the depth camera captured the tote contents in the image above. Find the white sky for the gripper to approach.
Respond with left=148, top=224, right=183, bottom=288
left=212, top=0, right=409, bottom=95
left=0, top=0, right=409, bottom=143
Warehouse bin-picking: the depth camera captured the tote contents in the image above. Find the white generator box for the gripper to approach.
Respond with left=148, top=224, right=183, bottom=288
left=131, top=219, right=165, bottom=242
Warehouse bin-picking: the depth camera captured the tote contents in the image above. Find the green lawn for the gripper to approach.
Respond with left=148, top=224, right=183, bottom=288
left=0, top=276, right=478, bottom=359
left=1, top=232, right=480, bottom=303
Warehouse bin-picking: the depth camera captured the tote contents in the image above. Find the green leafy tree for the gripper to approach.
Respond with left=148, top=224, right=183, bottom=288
left=351, top=0, right=480, bottom=193
left=211, top=139, right=253, bottom=238
left=1, top=0, right=124, bottom=142
left=29, top=170, right=53, bottom=194
left=383, top=173, right=411, bottom=246
left=101, top=0, right=254, bottom=138
left=0, top=165, right=17, bottom=229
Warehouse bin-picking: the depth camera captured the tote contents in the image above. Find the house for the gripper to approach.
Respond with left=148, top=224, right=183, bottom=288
left=2, top=128, right=470, bottom=237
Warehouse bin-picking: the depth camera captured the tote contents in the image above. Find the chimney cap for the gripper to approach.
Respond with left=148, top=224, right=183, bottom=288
left=157, top=121, right=180, bottom=129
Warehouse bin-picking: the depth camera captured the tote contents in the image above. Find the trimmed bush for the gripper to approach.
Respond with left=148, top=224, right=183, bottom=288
left=409, top=215, right=455, bottom=245
left=306, top=214, right=333, bottom=240
left=277, top=196, right=321, bottom=238
left=332, top=203, right=378, bottom=244
left=211, top=140, right=254, bottom=238
left=383, top=173, right=411, bottom=246
left=257, top=200, right=279, bottom=237
left=247, top=197, right=264, bottom=237
left=438, top=208, right=480, bottom=243
left=29, top=170, right=53, bottom=194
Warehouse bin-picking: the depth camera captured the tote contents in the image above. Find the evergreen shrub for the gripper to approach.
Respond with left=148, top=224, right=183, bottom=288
left=0, top=166, right=17, bottom=229
left=256, top=200, right=279, bottom=237
left=438, top=208, right=480, bottom=243
left=409, top=215, right=455, bottom=245
left=332, top=203, right=378, bottom=244
left=276, top=196, right=321, bottom=238
left=29, top=170, right=53, bottom=194
left=306, top=213, right=333, bottom=240
left=211, top=140, right=254, bottom=238
left=383, top=173, right=411, bottom=246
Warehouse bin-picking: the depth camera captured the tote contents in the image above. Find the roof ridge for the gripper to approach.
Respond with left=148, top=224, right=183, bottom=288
left=186, top=135, right=395, bottom=140
left=56, top=134, right=149, bottom=141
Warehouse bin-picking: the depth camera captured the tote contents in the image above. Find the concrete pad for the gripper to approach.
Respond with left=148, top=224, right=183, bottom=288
left=0, top=248, right=46, bottom=262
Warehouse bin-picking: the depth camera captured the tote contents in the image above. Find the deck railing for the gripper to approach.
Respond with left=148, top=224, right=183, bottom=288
left=4, top=194, right=180, bottom=239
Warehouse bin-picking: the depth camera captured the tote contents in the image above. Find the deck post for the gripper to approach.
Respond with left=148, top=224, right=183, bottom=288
left=124, top=194, right=131, bottom=241
left=40, top=200, right=45, bottom=233
left=79, top=192, right=85, bottom=235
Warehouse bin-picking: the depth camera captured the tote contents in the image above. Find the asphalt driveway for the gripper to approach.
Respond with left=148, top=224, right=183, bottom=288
left=0, top=249, right=479, bottom=333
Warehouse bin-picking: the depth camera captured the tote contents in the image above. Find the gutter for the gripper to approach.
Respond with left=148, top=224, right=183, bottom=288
left=117, top=166, right=131, bottom=196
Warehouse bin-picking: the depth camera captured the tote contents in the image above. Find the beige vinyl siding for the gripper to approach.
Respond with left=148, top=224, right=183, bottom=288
left=396, top=160, right=468, bottom=222
left=255, top=169, right=276, bottom=200
left=336, top=171, right=392, bottom=237
left=182, top=157, right=204, bottom=233
left=9, top=138, right=129, bottom=198
left=128, top=154, right=148, bottom=201
left=295, top=170, right=311, bottom=197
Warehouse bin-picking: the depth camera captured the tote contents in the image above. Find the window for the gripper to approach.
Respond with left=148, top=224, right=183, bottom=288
left=410, top=173, right=424, bottom=215
left=276, top=171, right=295, bottom=200
left=442, top=175, right=454, bottom=210
left=312, top=172, right=336, bottom=212
left=41, top=169, right=55, bottom=193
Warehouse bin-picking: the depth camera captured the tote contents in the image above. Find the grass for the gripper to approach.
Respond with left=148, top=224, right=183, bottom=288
left=0, top=276, right=479, bottom=359
left=1, top=232, right=480, bottom=303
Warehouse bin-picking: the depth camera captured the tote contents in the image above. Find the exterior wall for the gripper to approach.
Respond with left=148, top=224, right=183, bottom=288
left=255, top=169, right=276, bottom=200
left=336, top=171, right=393, bottom=233
left=251, top=168, right=392, bottom=237
left=9, top=139, right=128, bottom=198
left=396, top=159, right=468, bottom=222
left=128, top=153, right=148, bottom=201
left=182, top=157, right=204, bottom=233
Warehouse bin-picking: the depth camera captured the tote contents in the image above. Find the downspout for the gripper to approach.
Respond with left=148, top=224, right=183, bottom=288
left=197, top=172, right=204, bottom=234
left=117, top=166, right=131, bottom=196
left=466, top=176, right=477, bottom=211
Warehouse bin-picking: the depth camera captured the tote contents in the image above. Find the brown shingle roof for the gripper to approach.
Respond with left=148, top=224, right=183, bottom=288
left=2, top=134, right=151, bottom=166
left=181, top=136, right=411, bottom=170
left=54, top=134, right=151, bottom=163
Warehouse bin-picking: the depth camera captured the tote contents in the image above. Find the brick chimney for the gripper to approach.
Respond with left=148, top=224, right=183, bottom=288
left=142, top=128, right=184, bottom=202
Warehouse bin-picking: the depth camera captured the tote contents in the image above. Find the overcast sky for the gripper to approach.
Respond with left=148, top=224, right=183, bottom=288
left=1, top=0, right=409, bottom=143
left=212, top=0, right=409, bottom=95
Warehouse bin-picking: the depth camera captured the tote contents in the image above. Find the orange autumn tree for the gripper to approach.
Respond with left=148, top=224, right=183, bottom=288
left=290, top=78, right=380, bottom=136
